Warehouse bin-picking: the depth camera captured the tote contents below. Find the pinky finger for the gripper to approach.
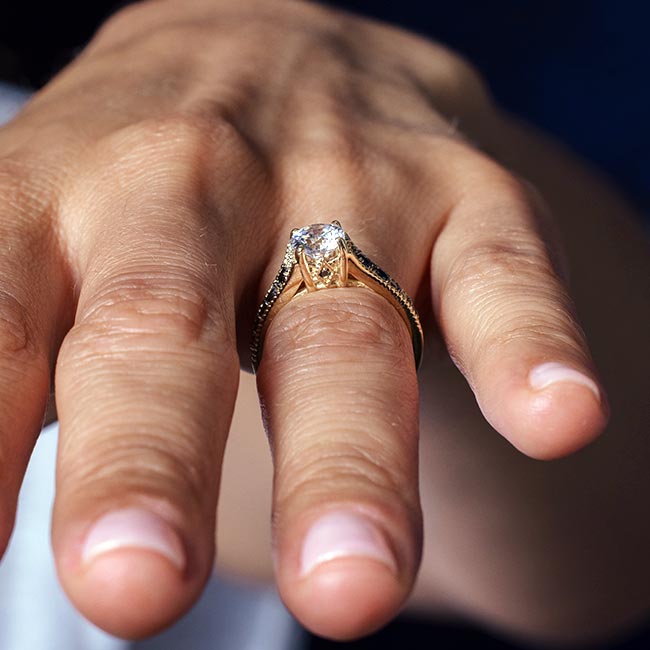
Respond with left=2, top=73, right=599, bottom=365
left=431, top=169, right=608, bottom=459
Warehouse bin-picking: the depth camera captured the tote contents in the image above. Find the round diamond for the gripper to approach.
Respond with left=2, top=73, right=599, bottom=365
left=290, top=223, right=345, bottom=261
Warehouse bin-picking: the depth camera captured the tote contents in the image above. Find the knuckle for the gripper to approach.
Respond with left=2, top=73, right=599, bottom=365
left=444, top=173, right=557, bottom=293
left=90, top=112, right=253, bottom=179
left=265, top=290, right=412, bottom=366
left=480, top=304, right=585, bottom=357
left=442, top=232, right=553, bottom=315
left=442, top=231, right=587, bottom=361
left=283, top=110, right=367, bottom=178
left=128, top=113, right=209, bottom=150
left=276, top=442, right=415, bottom=519
left=448, top=231, right=554, bottom=291
left=59, top=430, right=210, bottom=509
left=442, top=50, right=492, bottom=103
left=307, top=116, right=360, bottom=161
left=92, top=114, right=204, bottom=164
left=66, top=271, right=232, bottom=354
left=457, top=170, right=569, bottom=280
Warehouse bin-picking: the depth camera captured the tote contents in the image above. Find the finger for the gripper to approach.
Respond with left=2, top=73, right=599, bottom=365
left=431, top=161, right=609, bottom=459
left=0, top=165, right=69, bottom=555
left=257, top=288, right=422, bottom=641
left=52, top=172, right=239, bottom=639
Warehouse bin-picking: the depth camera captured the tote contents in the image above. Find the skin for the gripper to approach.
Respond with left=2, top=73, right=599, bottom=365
left=0, top=0, right=647, bottom=643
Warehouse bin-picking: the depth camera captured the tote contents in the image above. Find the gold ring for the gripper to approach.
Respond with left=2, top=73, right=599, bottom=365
left=250, top=221, right=423, bottom=372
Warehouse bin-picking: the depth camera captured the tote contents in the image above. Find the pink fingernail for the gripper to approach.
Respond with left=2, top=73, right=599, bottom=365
left=300, top=511, right=396, bottom=576
left=529, top=362, right=600, bottom=401
left=82, top=508, right=185, bottom=571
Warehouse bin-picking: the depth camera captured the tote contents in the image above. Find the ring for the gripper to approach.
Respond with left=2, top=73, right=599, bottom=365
left=250, top=221, right=423, bottom=372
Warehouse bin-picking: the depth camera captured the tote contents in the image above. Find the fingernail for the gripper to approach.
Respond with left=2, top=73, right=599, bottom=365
left=82, top=508, right=185, bottom=571
left=300, top=511, right=397, bottom=576
left=529, top=362, right=600, bottom=401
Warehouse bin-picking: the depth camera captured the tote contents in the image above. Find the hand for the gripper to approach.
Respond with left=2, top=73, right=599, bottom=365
left=0, top=0, right=610, bottom=640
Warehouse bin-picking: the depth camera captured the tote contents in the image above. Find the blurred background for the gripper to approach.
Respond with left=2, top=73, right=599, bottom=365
left=0, top=1, right=648, bottom=648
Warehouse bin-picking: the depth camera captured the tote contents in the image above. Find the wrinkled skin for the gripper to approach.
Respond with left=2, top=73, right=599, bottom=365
left=0, top=0, right=647, bottom=644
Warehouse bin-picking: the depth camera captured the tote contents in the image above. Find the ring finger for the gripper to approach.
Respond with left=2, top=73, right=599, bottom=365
left=255, top=169, right=436, bottom=639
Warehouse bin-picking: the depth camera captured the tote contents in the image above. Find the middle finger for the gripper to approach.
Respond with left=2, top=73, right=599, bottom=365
left=255, top=140, right=445, bottom=640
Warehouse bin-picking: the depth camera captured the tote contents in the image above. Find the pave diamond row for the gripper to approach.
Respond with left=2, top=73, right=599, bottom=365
left=346, top=236, right=423, bottom=367
left=250, top=241, right=295, bottom=371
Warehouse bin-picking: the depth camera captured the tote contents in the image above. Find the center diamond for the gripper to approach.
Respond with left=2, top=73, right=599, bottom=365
left=290, top=223, right=345, bottom=261
left=290, top=223, right=347, bottom=289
